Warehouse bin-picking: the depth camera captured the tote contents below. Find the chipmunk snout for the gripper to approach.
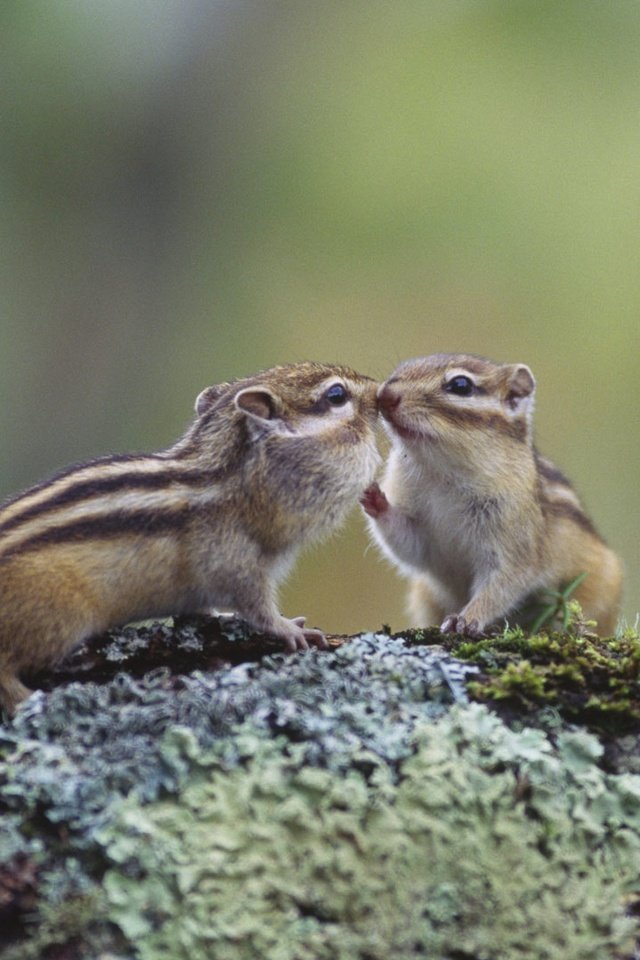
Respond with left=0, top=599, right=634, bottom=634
left=377, top=383, right=401, bottom=418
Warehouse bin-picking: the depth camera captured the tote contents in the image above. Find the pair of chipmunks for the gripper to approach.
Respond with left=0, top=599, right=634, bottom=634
left=0, top=354, right=623, bottom=714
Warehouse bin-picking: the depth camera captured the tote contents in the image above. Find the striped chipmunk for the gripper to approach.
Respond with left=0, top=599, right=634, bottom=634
left=0, top=362, right=380, bottom=714
left=362, top=353, right=623, bottom=637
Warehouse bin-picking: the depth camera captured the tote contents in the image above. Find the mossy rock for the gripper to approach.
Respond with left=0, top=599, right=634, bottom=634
left=0, top=617, right=639, bottom=958
left=403, top=621, right=640, bottom=737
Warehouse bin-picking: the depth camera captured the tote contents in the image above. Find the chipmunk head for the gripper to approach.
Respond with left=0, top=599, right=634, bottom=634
left=378, top=353, right=536, bottom=458
left=194, top=362, right=378, bottom=443
left=188, top=362, right=381, bottom=545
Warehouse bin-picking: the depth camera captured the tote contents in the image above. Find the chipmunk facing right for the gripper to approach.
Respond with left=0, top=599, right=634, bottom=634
left=362, top=353, right=623, bottom=636
left=0, top=362, right=379, bottom=715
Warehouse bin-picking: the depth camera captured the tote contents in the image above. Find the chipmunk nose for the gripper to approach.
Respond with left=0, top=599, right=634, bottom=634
left=377, top=383, right=401, bottom=417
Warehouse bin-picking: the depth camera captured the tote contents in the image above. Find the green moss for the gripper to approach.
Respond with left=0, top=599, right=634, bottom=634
left=405, top=621, right=640, bottom=734
left=469, top=659, right=547, bottom=700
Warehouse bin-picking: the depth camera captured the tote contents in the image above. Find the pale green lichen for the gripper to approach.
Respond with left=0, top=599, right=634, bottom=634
left=0, top=634, right=472, bottom=956
left=1, top=624, right=639, bottom=959
left=98, top=707, right=640, bottom=960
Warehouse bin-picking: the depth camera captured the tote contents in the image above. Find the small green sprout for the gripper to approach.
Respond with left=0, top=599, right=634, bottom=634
left=530, top=572, right=588, bottom=634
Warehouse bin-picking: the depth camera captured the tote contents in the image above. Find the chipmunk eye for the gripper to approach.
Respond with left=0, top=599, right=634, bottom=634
left=444, top=375, right=474, bottom=397
left=325, top=383, right=349, bottom=406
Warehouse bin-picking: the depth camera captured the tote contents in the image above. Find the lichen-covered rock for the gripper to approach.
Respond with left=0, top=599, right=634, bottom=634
left=0, top=621, right=639, bottom=958
left=99, top=708, right=640, bottom=960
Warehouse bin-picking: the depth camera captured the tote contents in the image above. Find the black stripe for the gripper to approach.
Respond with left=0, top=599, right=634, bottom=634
left=426, top=399, right=527, bottom=443
left=542, top=498, right=601, bottom=539
left=0, top=453, right=160, bottom=511
left=0, top=463, right=213, bottom=537
left=0, top=506, right=191, bottom=562
left=534, top=451, right=573, bottom=488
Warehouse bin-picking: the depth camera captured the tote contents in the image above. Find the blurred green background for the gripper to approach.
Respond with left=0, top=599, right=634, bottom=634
left=1, top=0, right=638, bottom=633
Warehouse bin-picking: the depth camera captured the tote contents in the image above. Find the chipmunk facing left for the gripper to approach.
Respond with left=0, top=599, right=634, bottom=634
left=0, top=362, right=379, bottom=714
left=362, top=353, right=623, bottom=637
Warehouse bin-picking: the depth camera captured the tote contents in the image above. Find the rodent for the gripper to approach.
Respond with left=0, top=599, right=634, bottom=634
left=361, top=353, right=623, bottom=637
left=0, top=362, right=380, bottom=714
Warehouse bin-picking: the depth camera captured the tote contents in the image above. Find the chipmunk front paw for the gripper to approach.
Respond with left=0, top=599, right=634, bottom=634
left=286, top=616, right=328, bottom=651
left=440, top=614, right=484, bottom=638
left=360, top=482, right=389, bottom=518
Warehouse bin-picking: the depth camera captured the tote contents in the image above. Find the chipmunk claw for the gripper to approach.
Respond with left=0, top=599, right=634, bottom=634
left=440, top=615, right=484, bottom=639
left=289, top=617, right=328, bottom=651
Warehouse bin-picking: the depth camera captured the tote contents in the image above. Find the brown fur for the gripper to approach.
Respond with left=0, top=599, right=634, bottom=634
left=363, top=353, right=623, bottom=637
left=0, top=363, right=380, bottom=714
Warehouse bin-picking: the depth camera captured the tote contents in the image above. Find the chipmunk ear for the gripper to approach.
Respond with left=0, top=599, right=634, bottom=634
left=194, top=385, right=225, bottom=417
left=234, top=386, right=283, bottom=422
left=505, top=364, right=536, bottom=412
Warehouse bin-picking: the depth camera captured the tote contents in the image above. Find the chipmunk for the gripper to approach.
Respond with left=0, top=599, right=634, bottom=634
left=362, top=353, right=623, bottom=637
left=0, top=362, right=380, bottom=714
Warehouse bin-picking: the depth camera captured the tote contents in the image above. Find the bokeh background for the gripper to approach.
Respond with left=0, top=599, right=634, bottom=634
left=1, top=0, right=638, bottom=633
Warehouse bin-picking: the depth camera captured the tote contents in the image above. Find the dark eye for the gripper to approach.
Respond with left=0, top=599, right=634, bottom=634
left=325, top=383, right=349, bottom=406
left=444, top=375, right=474, bottom=397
